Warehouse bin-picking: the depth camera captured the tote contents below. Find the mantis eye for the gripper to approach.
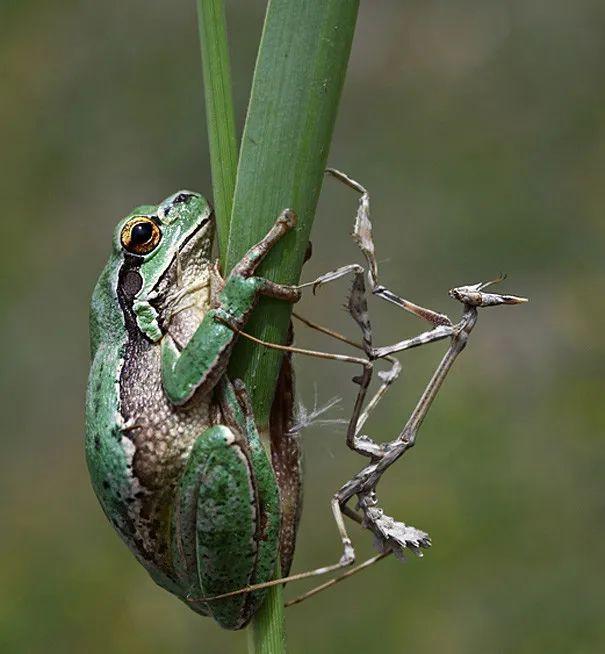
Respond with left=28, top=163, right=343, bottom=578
left=120, top=217, right=161, bottom=255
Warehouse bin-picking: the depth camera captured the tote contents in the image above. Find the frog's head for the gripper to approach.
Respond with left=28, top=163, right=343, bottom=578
left=110, top=190, right=214, bottom=342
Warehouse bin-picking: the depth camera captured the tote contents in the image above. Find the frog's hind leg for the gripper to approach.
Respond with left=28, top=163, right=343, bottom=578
left=218, top=377, right=282, bottom=591
left=172, top=417, right=279, bottom=630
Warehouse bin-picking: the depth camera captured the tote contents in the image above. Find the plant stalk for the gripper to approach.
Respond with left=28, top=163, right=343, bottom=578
left=226, top=2, right=359, bottom=651
left=197, top=0, right=238, bottom=259
left=225, top=0, right=360, bottom=425
left=199, top=1, right=359, bottom=651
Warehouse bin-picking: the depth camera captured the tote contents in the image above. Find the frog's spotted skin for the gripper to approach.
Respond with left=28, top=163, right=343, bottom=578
left=86, top=192, right=294, bottom=628
left=87, top=192, right=217, bottom=594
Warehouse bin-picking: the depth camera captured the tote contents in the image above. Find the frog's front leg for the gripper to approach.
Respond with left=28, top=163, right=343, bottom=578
left=171, top=382, right=280, bottom=630
left=161, top=209, right=301, bottom=405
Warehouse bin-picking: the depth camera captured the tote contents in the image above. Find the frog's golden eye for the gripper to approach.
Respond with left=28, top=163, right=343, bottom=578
left=120, top=217, right=161, bottom=255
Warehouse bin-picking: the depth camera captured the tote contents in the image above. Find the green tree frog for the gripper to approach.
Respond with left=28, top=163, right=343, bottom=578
left=85, top=191, right=301, bottom=629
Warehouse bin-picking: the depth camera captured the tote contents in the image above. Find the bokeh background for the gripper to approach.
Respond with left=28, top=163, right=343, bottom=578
left=1, top=1, right=604, bottom=652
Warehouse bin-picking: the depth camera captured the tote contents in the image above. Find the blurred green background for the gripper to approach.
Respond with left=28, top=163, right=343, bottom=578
left=1, top=1, right=603, bottom=652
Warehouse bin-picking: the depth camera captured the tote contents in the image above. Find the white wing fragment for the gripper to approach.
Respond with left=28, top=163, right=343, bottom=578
left=288, top=391, right=346, bottom=436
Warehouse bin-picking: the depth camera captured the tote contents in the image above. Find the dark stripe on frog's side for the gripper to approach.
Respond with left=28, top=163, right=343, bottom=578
left=115, top=254, right=162, bottom=558
left=116, top=252, right=195, bottom=569
left=116, top=252, right=149, bottom=343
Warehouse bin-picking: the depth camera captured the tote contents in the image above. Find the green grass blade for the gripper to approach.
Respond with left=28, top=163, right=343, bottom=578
left=228, top=3, right=359, bottom=650
left=199, top=1, right=359, bottom=650
left=226, top=0, right=360, bottom=426
left=197, top=0, right=238, bottom=259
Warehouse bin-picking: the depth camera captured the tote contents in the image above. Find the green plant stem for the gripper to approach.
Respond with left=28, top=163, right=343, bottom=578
left=196, top=0, right=238, bottom=259
left=225, top=0, right=360, bottom=425
left=226, top=2, right=359, bottom=652
left=246, top=563, right=286, bottom=654
left=199, top=1, right=359, bottom=651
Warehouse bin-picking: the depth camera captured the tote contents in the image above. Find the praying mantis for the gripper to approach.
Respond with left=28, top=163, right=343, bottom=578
left=194, top=168, right=527, bottom=609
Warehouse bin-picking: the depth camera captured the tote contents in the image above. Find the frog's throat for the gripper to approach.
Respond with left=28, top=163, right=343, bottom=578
left=134, top=300, right=162, bottom=342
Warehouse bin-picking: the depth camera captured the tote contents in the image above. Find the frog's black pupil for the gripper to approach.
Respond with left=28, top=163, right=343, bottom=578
left=131, top=221, right=153, bottom=245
